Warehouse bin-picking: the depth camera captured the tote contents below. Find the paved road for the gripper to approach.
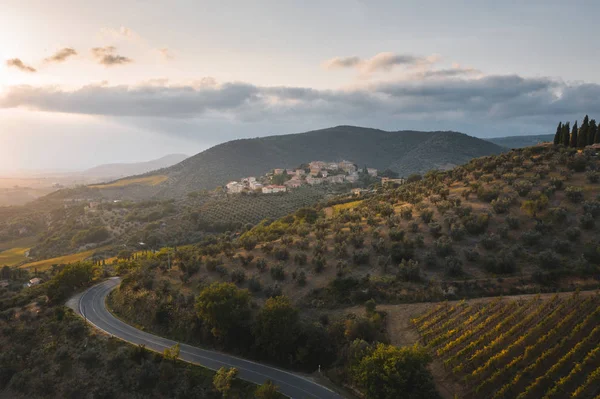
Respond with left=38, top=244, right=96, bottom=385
left=68, top=278, right=344, bottom=399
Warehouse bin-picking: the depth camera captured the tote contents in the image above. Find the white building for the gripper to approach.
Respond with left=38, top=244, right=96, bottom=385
left=284, top=180, right=303, bottom=189
left=339, top=160, right=356, bottom=173
left=367, top=168, right=378, bottom=177
left=273, top=168, right=285, bottom=175
left=27, top=277, right=42, bottom=287
left=306, top=176, right=324, bottom=185
left=328, top=162, right=339, bottom=170
left=346, top=172, right=359, bottom=183
left=262, top=185, right=287, bottom=194
left=226, top=181, right=245, bottom=194
left=249, top=181, right=263, bottom=190
left=327, top=175, right=345, bottom=184
left=295, top=169, right=306, bottom=176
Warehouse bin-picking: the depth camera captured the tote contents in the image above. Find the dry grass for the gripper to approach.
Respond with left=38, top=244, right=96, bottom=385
left=19, top=246, right=109, bottom=271
left=0, top=247, right=30, bottom=266
left=90, top=175, right=168, bottom=188
left=331, top=200, right=363, bottom=215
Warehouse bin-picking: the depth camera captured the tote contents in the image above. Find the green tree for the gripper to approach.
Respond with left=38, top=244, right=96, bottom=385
left=589, top=119, right=598, bottom=145
left=352, top=343, right=439, bottom=399
left=213, top=367, right=238, bottom=398
left=254, top=296, right=299, bottom=363
left=570, top=120, right=578, bottom=148
left=521, top=194, right=549, bottom=217
left=254, top=380, right=279, bottom=399
left=46, top=262, right=97, bottom=303
left=163, top=343, right=180, bottom=361
left=195, top=282, right=251, bottom=339
left=553, top=122, right=562, bottom=145
left=562, top=121, right=571, bottom=147
left=578, top=115, right=589, bottom=147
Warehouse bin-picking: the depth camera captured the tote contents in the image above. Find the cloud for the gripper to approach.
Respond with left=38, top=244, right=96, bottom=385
left=158, top=48, right=174, bottom=60
left=2, top=74, right=599, bottom=138
left=418, top=65, right=481, bottom=79
left=91, top=46, right=133, bottom=66
left=99, top=26, right=139, bottom=40
left=44, top=48, right=77, bottom=63
left=5, top=58, right=36, bottom=73
left=323, top=52, right=439, bottom=73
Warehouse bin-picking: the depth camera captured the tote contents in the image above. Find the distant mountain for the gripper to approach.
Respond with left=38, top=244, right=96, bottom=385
left=485, top=134, right=554, bottom=149
left=82, top=154, right=188, bottom=180
left=93, top=126, right=503, bottom=199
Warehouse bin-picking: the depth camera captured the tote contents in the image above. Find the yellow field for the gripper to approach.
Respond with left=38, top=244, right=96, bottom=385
left=18, top=247, right=107, bottom=272
left=0, top=247, right=30, bottom=266
left=332, top=200, right=363, bottom=215
left=89, top=175, right=168, bottom=188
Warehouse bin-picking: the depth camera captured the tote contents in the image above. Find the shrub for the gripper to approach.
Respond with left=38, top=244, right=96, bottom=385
left=353, top=250, right=370, bottom=266
left=434, top=237, right=453, bottom=257
left=565, top=226, right=581, bottom=242
left=464, top=248, right=480, bottom=262
left=294, top=252, right=307, bottom=266
left=424, top=251, right=437, bottom=267
left=514, top=180, right=533, bottom=197
left=273, top=248, right=289, bottom=261
left=477, top=185, right=500, bottom=202
left=391, top=242, right=415, bottom=263
left=444, top=256, right=463, bottom=277
left=420, top=210, right=434, bottom=223
left=586, top=170, right=599, bottom=183
left=580, top=213, right=595, bottom=229
left=463, top=213, right=490, bottom=235
left=205, top=257, right=222, bottom=272
left=270, top=265, right=285, bottom=281
left=400, top=207, right=413, bottom=220
left=550, top=177, right=564, bottom=190
left=480, top=233, right=498, bottom=250
left=256, top=258, right=268, bottom=272
left=567, top=155, right=588, bottom=172
left=428, top=222, right=442, bottom=237
left=553, top=238, right=571, bottom=254
left=583, top=201, right=600, bottom=218
left=313, top=255, right=327, bottom=272
left=389, top=228, right=405, bottom=241
left=521, top=230, right=542, bottom=246
left=297, top=270, right=307, bottom=286
left=565, top=186, right=584, bottom=203
left=549, top=207, right=568, bottom=223
left=409, top=221, right=419, bottom=232
left=506, top=215, right=520, bottom=230
left=449, top=224, right=466, bottom=241
left=230, top=269, right=246, bottom=284
left=484, top=251, right=517, bottom=274
left=248, top=276, right=262, bottom=292
left=397, top=259, right=421, bottom=282
left=538, top=250, right=562, bottom=270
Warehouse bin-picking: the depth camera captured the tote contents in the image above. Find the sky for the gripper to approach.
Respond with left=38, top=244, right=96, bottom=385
left=2, top=0, right=600, bottom=171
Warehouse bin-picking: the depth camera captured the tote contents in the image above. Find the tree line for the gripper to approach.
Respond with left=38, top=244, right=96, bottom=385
left=553, top=115, right=600, bottom=147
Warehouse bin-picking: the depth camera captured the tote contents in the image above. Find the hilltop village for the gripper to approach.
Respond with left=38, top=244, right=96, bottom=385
left=225, top=160, right=396, bottom=194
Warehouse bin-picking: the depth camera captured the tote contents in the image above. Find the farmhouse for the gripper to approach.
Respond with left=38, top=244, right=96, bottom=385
left=27, top=277, right=42, bottom=287
left=262, top=185, right=287, bottom=194
left=226, top=181, right=245, bottom=194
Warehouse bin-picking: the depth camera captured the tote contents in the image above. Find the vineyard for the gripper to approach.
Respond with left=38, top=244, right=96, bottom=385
left=412, top=292, right=600, bottom=399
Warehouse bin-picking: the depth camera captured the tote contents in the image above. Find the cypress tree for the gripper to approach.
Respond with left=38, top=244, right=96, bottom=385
left=578, top=115, right=589, bottom=147
left=589, top=119, right=598, bottom=145
left=570, top=121, right=578, bottom=148
left=562, top=122, right=571, bottom=147
left=553, top=122, right=562, bottom=145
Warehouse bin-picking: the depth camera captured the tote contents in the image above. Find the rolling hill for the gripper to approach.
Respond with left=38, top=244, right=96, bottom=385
left=486, top=134, right=554, bottom=149
left=82, top=153, right=188, bottom=180
left=95, top=126, right=503, bottom=199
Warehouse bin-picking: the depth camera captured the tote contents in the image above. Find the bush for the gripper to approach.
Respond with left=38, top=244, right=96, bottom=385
left=514, top=181, right=533, bottom=197
left=521, top=230, right=542, bottom=246
left=506, top=216, right=520, bottom=230
left=464, top=248, right=480, bottom=262
left=565, top=186, right=584, bottom=203
left=464, top=213, right=490, bottom=235
left=294, top=253, right=307, bottom=266
left=297, top=270, right=307, bottom=286
left=270, top=265, right=285, bottom=281
left=580, top=213, right=595, bottom=229
left=553, top=238, right=571, bottom=254
left=480, top=233, right=498, bottom=250
left=389, top=229, right=405, bottom=241
left=583, top=201, right=600, bottom=218
left=477, top=185, right=500, bottom=202
left=397, top=259, right=421, bottom=282
left=420, top=210, right=434, bottom=223
left=538, top=250, right=562, bottom=270
left=313, top=255, right=327, bottom=272
left=273, top=247, right=290, bottom=261
left=428, top=222, right=442, bottom=237
left=444, top=256, right=463, bottom=277
left=449, top=224, right=466, bottom=241
left=484, top=251, right=517, bottom=274
left=586, top=170, right=599, bottom=183
left=566, top=226, right=581, bottom=242
left=353, top=250, right=370, bottom=266
left=230, top=269, right=246, bottom=284
left=434, top=237, right=453, bottom=257
left=248, top=276, right=262, bottom=292
left=391, top=242, right=415, bottom=263
left=256, top=258, right=268, bottom=272
left=409, top=221, right=419, bottom=232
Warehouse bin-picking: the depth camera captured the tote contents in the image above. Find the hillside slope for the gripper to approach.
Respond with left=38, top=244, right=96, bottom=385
left=97, top=126, right=503, bottom=199
left=82, top=153, right=188, bottom=180
left=486, top=134, right=554, bottom=149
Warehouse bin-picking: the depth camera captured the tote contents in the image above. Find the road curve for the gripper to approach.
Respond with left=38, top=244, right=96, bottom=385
left=68, top=278, right=344, bottom=399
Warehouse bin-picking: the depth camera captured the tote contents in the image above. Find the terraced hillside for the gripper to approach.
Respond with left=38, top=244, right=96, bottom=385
left=412, top=292, right=600, bottom=399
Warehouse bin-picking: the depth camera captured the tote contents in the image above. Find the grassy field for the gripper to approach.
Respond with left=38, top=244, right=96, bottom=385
left=89, top=175, right=168, bottom=188
left=18, top=247, right=108, bottom=271
left=0, top=247, right=30, bottom=266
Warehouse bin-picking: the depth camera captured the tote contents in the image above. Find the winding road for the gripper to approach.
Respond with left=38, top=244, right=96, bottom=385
left=67, top=278, right=344, bottom=399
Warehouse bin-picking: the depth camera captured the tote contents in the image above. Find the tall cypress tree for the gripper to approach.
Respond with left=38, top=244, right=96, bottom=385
left=589, top=119, right=598, bottom=145
left=553, top=122, right=562, bottom=145
left=570, top=121, right=578, bottom=148
left=578, top=115, right=589, bottom=147
left=562, top=121, right=571, bottom=147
